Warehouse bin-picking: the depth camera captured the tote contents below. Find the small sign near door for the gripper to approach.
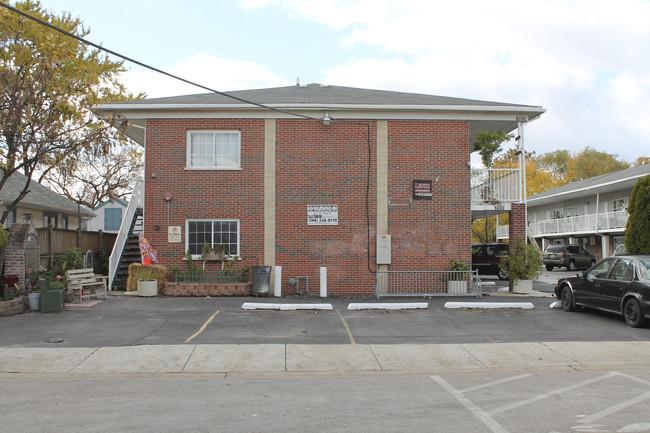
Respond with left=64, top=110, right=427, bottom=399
left=168, top=226, right=182, bottom=243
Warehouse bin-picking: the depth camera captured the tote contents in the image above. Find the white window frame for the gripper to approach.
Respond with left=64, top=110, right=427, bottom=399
left=185, top=218, right=240, bottom=259
left=612, top=197, right=628, bottom=213
left=566, top=206, right=579, bottom=218
left=186, top=130, right=241, bottom=170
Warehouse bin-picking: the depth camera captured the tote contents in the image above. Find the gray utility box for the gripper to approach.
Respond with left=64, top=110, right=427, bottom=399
left=377, top=234, right=391, bottom=265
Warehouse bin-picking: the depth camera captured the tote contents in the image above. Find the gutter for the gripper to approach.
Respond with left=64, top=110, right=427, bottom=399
left=528, top=174, right=648, bottom=204
left=93, top=102, right=546, bottom=116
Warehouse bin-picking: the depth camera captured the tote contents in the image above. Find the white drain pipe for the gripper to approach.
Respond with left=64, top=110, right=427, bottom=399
left=320, top=267, right=327, bottom=298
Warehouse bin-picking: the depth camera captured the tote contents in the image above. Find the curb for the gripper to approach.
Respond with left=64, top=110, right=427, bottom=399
left=445, top=301, right=535, bottom=309
left=348, top=302, right=428, bottom=310
left=242, top=303, right=333, bottom=311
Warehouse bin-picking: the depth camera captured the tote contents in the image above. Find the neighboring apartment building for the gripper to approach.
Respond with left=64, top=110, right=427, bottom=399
left=93, top=84, right=544, bottom=295
left=87, top=198, right=128, bottom=233
left=526, top=164, right=650, bottom=259
left=0, top=172, right=95, bottom=229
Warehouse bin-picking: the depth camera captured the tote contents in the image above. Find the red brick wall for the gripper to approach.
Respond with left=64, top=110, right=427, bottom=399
left=143, top=118, right=472, bottom=295
left=275, top=119, right=377, bottom=294
left=143, top=119, right=265, bottom=272
left=387, top=120, right=471, bottom=271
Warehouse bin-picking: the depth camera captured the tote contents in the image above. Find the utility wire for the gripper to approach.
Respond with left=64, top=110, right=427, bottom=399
left=1, top=1, right=378, bottom=273
left=0, top=1, right=319, bottom=121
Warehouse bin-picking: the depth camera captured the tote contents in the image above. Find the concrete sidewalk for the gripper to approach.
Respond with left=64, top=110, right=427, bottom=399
left=2, top=341, right=648, bottom=376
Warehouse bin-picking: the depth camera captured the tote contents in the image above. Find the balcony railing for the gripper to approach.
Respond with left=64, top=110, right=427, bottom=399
left=497, top=211, right=629, bottom=239
left=471, top=168, right=520, bottom=205
left=529, top=211, right=628, bottom=237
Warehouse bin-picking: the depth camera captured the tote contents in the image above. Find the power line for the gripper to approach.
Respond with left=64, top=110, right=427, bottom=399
left=1, top=1, right=378, bottom=273
left=0, top=1, right=318, bottom=121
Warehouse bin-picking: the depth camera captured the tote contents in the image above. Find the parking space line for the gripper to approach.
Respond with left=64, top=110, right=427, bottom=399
left=460, top=374, right=533, bottom=393
left=578, top=391, right=650, bottom=425
left=431, top=375, right=509, bottom=433
left=185, top=310, right=220, bottom=343
left=335, top=309, right=356, bottom=345
left=488, top=371, right=619, bottom=416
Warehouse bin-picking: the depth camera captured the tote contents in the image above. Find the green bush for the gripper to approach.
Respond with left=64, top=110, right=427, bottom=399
left=499, top=241, right=542, bottom=282
left=625, top=174, right=650, bottom=254
left=49, top=247, right=84, bottom=280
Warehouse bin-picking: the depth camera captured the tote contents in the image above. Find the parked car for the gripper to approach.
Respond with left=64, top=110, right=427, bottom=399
left=613, top=244, right=627, bottom=256
left=554, top=255, right=650, bottom=327
left=472, top=243, right=509, bottom=280
left=543, top=244, right=596, bottom=271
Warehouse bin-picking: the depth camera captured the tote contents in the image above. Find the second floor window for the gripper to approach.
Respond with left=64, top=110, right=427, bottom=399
left=613, top=198, right=628, bottom=212
left=187, top=130, right=241, bottom=170
left=566, top=206, right=579, bottom=217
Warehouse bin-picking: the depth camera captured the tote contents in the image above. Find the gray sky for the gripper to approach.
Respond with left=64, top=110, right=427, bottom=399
left=42, top=0, right=650, bottom=164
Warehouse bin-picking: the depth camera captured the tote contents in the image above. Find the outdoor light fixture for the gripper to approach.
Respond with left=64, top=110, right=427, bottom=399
left=323, top=111, right=331, bottom=126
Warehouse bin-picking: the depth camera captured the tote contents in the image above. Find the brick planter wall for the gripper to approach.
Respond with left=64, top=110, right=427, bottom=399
left=0, top=297, right=26, bottom=317
left=161, top=282, right=252, bottom=297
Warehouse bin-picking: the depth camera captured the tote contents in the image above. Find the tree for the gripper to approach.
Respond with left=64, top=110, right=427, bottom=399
left=567, top=147, right=629, bottom=180
left=474, top=131, right=514, bottom=168
left=624, top=174, right=650, bottom=254
left=534, top=150, right=570, bottom=185
left=42, top=141, right=143, bottom=208
left=471, top=216, right=496, bottom=243
left=632, top=156, right=650, bottom=167
left=492, top=149, right=558, bottom=196
left=0, top=1, right=141, bottom=223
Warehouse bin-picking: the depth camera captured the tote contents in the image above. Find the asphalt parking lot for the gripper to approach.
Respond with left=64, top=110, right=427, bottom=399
left=0, top=270, right=648, bottom=349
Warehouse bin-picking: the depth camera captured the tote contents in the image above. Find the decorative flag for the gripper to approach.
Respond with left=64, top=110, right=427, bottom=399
left=139, top=233, right=158, bottom=265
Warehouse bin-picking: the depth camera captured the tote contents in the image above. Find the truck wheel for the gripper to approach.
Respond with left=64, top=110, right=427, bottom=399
left=545, top=264, right=554, bottom=271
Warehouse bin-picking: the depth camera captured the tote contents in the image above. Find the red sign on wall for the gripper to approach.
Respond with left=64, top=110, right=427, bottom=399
left=413, top=180, right=433, bottom=200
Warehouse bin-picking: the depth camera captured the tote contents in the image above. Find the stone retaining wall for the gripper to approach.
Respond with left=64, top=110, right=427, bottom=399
left=0, top=297, right=26, bottom=317
left=161, top=282, right=252, bottom=297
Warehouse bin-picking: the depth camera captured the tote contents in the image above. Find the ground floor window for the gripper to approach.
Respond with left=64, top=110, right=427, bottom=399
left=186, top=219, right=240, bottom=257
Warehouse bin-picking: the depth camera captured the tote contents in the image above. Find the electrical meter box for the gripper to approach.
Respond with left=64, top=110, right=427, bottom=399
left=376, top=234, right=391, bottom=265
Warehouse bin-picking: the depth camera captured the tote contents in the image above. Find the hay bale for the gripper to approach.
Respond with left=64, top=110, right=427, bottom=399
left=127, top=263, right=168, bottom=292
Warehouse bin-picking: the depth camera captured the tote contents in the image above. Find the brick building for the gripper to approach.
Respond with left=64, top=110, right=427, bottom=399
left=94, top=84, right=544, bottom=295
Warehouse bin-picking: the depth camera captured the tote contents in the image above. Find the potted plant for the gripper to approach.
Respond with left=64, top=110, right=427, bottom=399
left=137, top=266, right=158, bottom=297
left=499, top=241, right=542, bottom=293
left=447, top=259, right=470, bottom=294
left=201, top=243, right=227, bottom=261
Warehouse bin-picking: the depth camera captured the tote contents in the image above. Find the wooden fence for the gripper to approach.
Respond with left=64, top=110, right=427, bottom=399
left=37, top=227, right=117, bottom=274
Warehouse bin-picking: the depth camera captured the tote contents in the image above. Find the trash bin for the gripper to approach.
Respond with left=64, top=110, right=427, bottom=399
left=252, top=266, right=271, bottom=296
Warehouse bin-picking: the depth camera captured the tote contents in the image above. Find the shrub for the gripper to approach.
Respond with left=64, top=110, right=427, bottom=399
left=625, top=174, right=650, bottom=254
left=499, top=241, right=542, bottom=282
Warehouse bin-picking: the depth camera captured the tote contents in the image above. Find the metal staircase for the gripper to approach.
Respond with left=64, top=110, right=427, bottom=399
left=108, top=180, right=144, bottom=291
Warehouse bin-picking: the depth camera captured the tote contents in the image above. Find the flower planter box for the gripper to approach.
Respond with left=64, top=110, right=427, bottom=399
left=137, top=280, right=158, bottom=297
left=447, top=280, right=468, bottom=294
left=162, top=282, right=252, bottom=297
left=0, top=297, right=26, bottom=317
left=513, top=280, right=533, bottom=294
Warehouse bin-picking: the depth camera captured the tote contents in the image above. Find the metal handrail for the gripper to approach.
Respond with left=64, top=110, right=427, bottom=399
left=529, top=210, right=629, bottom=237
left=471, top=168, right=520, bottom=204
left=108, top=179, right=143, bottom=290
left=376, top=270, right=481, bottom=299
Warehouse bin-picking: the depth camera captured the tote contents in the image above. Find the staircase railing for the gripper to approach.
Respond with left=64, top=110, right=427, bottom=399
left=108, top=179, right=144, bottom=291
